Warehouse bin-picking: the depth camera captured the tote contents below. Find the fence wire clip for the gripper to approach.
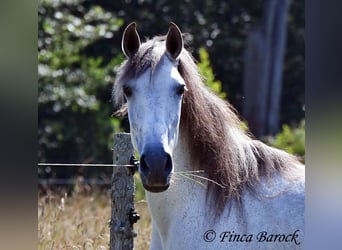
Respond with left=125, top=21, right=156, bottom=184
left=128, top=207, right=140, bottom=225
left=128, top=156, right=139, bottom=174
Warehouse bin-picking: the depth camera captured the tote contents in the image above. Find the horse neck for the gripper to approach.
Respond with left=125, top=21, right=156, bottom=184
left=173, top=129, right=193, bottom=172
left=145, top=129, right=207, bottom=235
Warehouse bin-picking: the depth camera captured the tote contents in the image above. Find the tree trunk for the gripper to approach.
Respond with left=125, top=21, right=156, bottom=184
left=243, top=0, right=290, bottom=137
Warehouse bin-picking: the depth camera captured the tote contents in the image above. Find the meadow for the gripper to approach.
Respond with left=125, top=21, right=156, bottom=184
left=38, top=179, right=151, bottom=250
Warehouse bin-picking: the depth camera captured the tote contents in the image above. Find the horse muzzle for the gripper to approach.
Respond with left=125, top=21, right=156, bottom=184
left=139, top=144, right=172, bottom=193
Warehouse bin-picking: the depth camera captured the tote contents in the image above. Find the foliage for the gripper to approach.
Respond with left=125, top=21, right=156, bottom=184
left=271, top=120, right=305, bottom=160
left=38, top=0, right=124, bottom=175
left=197, top=47, right=226, bottom=98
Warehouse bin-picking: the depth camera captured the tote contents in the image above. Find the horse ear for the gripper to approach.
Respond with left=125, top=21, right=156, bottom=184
left=166, top=22, right=183, bottom=59
left=122, top=22, right=141, bottom=58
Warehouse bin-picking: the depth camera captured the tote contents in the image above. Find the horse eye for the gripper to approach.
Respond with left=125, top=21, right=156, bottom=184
left=176, top=85, right=187, bottom=95
left=123, top=85, right=132, bottom=98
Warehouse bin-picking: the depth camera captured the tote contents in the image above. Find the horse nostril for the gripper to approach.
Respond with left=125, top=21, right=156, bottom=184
left=164, top=154, right=172, bottom=174
left=139, top=150, right=173, bottom=181
left=139, top=154, right=149, bottom=176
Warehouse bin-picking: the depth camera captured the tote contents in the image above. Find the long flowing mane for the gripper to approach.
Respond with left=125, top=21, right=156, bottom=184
left=113, top=36, right=303, bottom=215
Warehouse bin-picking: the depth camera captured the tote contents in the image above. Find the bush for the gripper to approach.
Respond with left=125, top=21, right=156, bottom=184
left=197, top=47, right=227, bottom=99
left=38, top=0, right=125, bottom=181
left=271, top=120, right=305, bottom=161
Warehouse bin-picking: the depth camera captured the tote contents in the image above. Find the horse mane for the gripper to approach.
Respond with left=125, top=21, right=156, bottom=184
left=113, top=36, right=303, bottom=216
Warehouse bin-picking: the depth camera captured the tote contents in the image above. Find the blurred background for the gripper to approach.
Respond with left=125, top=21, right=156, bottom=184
left=38, top=0, right=304, bottom=189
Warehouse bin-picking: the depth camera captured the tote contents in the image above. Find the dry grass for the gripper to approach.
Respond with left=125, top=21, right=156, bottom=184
left=38, top=187, right=151, bottom=249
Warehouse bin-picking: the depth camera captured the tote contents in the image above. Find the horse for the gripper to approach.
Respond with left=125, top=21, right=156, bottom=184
left=113, top=22, right=305, bottom=250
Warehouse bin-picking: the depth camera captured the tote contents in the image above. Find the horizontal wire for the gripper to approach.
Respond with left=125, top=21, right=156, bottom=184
left=37, top=163, right=136, bottom=167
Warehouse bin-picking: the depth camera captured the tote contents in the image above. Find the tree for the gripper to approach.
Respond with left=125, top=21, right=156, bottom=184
left=242, top=0, right=290, bottom=137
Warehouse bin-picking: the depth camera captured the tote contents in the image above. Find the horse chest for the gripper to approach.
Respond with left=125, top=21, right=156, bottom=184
left=146, top=180, right=207, bottom=238
left=146, top=178, right=304, bottom=250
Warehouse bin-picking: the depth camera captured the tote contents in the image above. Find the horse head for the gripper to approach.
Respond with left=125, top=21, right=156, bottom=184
left=121, top=22, right=186, bottom=193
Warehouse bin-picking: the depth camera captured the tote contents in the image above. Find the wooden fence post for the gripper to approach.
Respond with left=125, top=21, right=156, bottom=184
left=110, top=133, right=137, bottom=250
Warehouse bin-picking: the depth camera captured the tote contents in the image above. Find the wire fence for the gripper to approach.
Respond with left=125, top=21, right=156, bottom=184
left=39, top=133, right=138, bottom=249
left=37, top=163, right=136, bottom=167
